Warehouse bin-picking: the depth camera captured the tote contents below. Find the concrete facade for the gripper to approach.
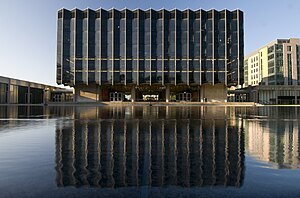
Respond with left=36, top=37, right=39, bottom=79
left=73, top=84, right=228, bottom=102
left=245, top=38, right=300, bottom=87
left=200, top=84, right=227, bottom=102
left=243, top=38, right=300, bottom=104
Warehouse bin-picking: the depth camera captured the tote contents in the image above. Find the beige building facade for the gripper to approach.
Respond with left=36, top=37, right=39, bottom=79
left=244, top=39, right=300, bottom=104
left=244, top=38, right=300, bottom=87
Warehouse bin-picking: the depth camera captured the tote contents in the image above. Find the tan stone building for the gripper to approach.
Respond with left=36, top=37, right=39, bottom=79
left=244, top=38, right=300, bottom=104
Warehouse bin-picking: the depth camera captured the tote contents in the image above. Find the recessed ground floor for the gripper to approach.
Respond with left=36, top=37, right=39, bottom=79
left=74, top=83, right=228, bottom=103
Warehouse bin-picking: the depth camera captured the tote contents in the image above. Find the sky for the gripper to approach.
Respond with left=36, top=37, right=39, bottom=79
left=1, top=0, right=300, bottom=86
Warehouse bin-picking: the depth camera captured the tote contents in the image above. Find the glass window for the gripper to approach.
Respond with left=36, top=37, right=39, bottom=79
left=231, top=19, right=238, bottom=32
left=206, top=44, right=213, bottom=58
left=218, top=20, right=225, bottom=31
left=169, top=71, right=175, bottom=83
left=206, top=19, right=212, bottom=30
left=132, top=72, right=138, bottom=83
left=203, top=72, right=212, bottom=83
left=181, top=61, right=187, bottom=71
left=216, top=60, right=225, bottom=71
left=120, top=60, right=125, bottom=71
left=151, top=72, right=157, bottom=83
left=206, top=60, right=212, bottom=71
left=156, top=71, right=162, bottom=83
left=114, top=60, right=120, bottom=71
left=193, top=71, right=200, bottom=84
left=176, top=72, right=182, bottom=84
left=75, top=72, right=83, bottom=83
left=139, top=72, right=145, bottom=83
left=101, top=72, right=108, bottom=84
left=181, top=71, right=187, bottom=83
left=88, top=72, right=95, bottom=83
left=126, top=72, right=132, bottom=83
left=108, top=60, right=113, bottom=72
left=216, top=72, right=225, bottom=83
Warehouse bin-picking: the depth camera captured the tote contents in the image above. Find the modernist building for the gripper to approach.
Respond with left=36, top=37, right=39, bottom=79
left=57, top=8, right=244, bottom=102
left=244, top=39, right=300, bottom=104
left=0, top=76, right=73, bottom=104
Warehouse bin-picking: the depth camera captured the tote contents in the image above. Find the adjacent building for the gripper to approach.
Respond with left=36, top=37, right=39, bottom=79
left=244, top=38, right=300, bottom=104
left=57, top=8, right=244, bottom=102
left=0, top=76, right=73, bottom=104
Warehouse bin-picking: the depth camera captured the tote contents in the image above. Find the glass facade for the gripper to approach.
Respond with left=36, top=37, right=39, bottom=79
left=0, top=83, right=8, bottom=104
left=57, top=8, right=244, bottom=87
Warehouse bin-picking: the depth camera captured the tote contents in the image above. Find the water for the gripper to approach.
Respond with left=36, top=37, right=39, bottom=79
left=0, top=106, right=299, bottom=198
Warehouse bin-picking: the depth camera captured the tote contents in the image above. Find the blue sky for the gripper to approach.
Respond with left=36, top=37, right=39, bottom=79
left=1, top=0, right=300, bottom=85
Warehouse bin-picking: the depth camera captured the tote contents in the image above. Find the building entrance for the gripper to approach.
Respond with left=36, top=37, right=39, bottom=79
left=110, top=92, right=124, bottom=102
left=143, top=94, right=159, bottom=101
left=179, top=93, right=191, bottom=102
left=278, top=96, right=295, bottom=104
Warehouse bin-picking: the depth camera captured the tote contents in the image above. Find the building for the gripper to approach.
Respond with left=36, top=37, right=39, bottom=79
left=0, top=76, right=73, bottom=104
left=57, top=8, right=244, bottom=102
left=244, top=38, right=300, bottom=104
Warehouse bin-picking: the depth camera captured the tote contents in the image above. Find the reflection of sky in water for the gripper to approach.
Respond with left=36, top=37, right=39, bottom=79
left=0, top=106, right=299, bottom=198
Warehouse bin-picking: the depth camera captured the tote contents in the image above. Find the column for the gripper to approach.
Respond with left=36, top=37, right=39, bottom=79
left=27, top=85, right=31, bottom=104
left=197, top=86, right=200, bottom=102
left=131, top=86, right=136, bottom=102
left=74, top=86, right=78, bottom=103
left=275, top=90, right=278, bottom=104
left=7, top=81, right=11, bottom=104
left=43, top=87, right=47, bottom=105
left=99, top=86, right=103, bottom=102
left=165, top=85, right=170, bottom=102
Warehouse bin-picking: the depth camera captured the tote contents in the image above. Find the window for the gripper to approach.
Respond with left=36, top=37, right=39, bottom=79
left=287, top=46, right=292, bottom=51
left=268, top=54, right=274, bottom=60
left=268, top=46, right=274, bottom=54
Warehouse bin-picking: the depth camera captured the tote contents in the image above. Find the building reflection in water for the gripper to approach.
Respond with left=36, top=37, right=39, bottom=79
left=246, top=119, right=300, bottom=169
left=0, top=106, right=74, bottom=119
left=55, top=106, right=245, bottom=188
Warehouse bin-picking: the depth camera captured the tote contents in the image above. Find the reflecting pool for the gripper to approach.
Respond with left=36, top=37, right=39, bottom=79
left=0, top=106, right=299, bottom=198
